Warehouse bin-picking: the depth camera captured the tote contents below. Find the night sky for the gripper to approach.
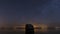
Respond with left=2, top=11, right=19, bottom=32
left=0, top=0, right=60, bottom=25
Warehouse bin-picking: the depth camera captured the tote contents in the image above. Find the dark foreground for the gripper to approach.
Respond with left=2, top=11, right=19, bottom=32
left=0, top=30, right=60, bottom=34
left=35, top=30, right=60, bottom=34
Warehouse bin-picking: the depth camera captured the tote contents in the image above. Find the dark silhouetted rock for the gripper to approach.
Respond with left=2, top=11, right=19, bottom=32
left=25, top=24, right=34, bottom=34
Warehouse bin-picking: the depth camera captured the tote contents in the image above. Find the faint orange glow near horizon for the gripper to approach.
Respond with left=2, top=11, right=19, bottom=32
left=0, top=24, right=48, bottom=32
left=14, top=24, right=48, bottom=32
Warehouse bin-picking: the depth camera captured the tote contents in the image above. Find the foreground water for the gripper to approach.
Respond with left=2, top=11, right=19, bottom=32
left=0, top=30, right=60, bottom=34
left=35, top=30, right=60, bottom=34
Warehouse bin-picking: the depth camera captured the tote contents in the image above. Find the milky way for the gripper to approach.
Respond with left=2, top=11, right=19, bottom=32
left=0, top=0, right=60, bottom=24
